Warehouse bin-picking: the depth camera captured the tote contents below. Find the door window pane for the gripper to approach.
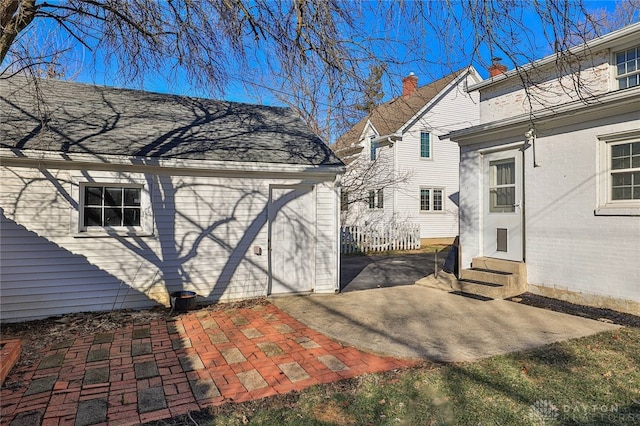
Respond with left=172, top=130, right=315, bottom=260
left=491, top=160, right=515, bottom=185
left=490, top=188, right=515, bottom=212
left=489, top=158, right=516, bottom=213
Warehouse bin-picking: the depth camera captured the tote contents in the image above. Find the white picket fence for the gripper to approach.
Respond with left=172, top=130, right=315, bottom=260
left=340, top=223, right=421, bottom=254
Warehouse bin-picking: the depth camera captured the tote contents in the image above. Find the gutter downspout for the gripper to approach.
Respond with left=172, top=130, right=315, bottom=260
left=393, top=134, right=398, bottom=223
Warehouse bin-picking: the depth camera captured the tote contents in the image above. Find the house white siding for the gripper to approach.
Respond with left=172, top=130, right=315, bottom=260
left=395, top=81, right=479, bottom=239
left=458, top=146, right=483, bottom=270
left=341, top=124, right=395, bottom=227
left=0, top=161, right=340, bottom=322
left=457, top=114, right=640, bottom=304
left=340, top=71, right=481, bottom=241
left=453, top=23, right=640, bottom=311
left=524, top=113, right=640, bottom=302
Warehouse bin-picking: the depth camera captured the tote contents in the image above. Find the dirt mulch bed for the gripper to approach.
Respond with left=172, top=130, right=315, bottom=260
left=509, top=292, right=640, bottom=328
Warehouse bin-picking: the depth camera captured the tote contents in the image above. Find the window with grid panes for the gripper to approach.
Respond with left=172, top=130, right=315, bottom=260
left=420, top=132, right=431, bottom=158
left=610, top=141, right=640, bottom=200
left=616, top=45, right=640, bottom=90
left=83, top=185, right=142, bottom=227
left=420, top=187, right=443, bottom=211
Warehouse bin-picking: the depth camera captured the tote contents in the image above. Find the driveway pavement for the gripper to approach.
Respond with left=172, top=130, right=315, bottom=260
left=341, top=250, right=448, bottom=291
left=273, top=285, right=620, bottom=362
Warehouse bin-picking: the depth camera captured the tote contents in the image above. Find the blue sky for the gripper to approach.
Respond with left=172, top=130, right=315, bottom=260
left=17, top=1, right=627, bottom=109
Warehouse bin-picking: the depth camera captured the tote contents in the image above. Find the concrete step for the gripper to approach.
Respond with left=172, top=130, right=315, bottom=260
left=459, top=268, right=516, bottom=287
left=471, top=257, right=525, bottom=275
left=457, top=279, right=524, bottom=300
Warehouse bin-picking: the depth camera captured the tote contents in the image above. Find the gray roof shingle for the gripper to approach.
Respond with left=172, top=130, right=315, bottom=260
left=0, top=76, right=344, bottom=167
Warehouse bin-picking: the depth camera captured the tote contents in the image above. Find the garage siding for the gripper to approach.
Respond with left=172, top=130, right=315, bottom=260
left=0, top=163, right=339, bottom=322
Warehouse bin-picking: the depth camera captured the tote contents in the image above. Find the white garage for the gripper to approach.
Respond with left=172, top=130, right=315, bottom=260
left=0, top=76, right=344, bottom=322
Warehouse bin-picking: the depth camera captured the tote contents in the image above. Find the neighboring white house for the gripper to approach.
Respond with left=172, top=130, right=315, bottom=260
left=334, top=68, right=482, bottom=243
left=447, top=23, right=640, bottom=314
left=0, top=76, right=345, bottom=322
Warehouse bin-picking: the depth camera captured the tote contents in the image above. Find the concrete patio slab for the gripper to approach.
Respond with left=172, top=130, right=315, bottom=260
left=272, top=285, right=620, bottom=362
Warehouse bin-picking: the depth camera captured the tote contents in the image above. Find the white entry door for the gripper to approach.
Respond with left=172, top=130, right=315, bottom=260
left=482, top=148, right=523, bottom=261
left=268, top=185, right=315, bottom=294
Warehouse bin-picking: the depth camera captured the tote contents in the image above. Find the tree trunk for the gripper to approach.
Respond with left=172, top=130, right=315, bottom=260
left=0, top=0, right=37, bottom=66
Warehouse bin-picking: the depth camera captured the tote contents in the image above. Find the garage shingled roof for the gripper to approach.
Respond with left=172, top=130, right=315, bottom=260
left=0, top=76, right=344, bottom=167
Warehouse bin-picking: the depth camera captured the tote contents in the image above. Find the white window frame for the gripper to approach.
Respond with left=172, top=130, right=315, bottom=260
left=613, top=44, right=640, bottom=91
left=71, top=173, right=154, bottom=236
left=420, top=131, right=432, bottom=160
left=419, top=187, right=445, bottom=213
left=596, top=130, right=640, bottom=216
left=370, top=137, right=378, bottom=161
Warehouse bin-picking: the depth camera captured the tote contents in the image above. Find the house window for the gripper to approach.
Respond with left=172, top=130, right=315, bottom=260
left=341, top=191, right=349, bottom=211
left=420, top=132, right=431, bottom=158
left=370, top=138, right=378, bottom=161
left=610, top=141, right=640, bottom=200
left=615, top=45, right=640, bottom=90
left=489, top=158, right=516, bottom=213
left=420, top=187, right=444, bottom=211
left=420, top=189, right=430, bottom=210
left=82, top=185, right=142, bottom=228
left=596, top=131, right=640, bottom=216
left=368, top=189, right=384, bottom=209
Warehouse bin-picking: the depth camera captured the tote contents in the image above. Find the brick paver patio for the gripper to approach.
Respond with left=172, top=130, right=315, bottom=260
left=1, top=303, right=415, bottom=425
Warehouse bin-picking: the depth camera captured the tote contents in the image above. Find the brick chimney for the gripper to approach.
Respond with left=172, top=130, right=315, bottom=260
left=489, top=57, right=507, bottom=77
left=402, top=73, right=418, bottom=96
